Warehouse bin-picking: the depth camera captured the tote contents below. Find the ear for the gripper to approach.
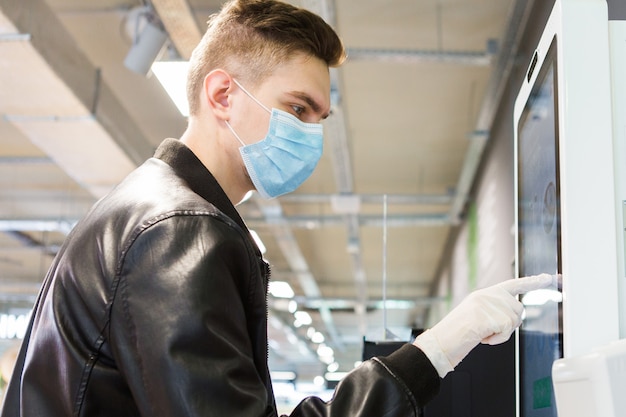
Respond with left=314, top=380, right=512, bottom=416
left=202, top=69, right=233, bottom=120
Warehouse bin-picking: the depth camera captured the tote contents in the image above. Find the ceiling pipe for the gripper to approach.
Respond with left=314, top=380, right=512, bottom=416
left=282, top=296, right=448, bottom=310
left=279, top=193, right=454, bottom=205
left=345, top=47, right=493, bottom=66
left=247, top=213, right=450, bottom=228
left=0, top=0, right=154, bottom=166
left=0, top=212, right=450, bottom=235
left=0, top=281, right=40, bottom=303
left=0, top=219, right=76, bottom=235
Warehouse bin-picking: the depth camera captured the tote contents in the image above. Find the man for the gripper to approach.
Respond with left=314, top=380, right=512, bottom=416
left=0, top=1, right=553, bottom=416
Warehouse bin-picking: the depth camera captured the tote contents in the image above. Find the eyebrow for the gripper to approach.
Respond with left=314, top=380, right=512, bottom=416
left=289, top=91, right=330, bottom=120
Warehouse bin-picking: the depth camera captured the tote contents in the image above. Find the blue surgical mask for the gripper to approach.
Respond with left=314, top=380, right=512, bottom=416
left=225, top=79, right=324, bottom=199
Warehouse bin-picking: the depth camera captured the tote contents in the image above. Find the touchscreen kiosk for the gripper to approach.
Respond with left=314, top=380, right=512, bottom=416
left=515, top=39, right=562, bottom=417
left=513, top=1, right=620, bottom=416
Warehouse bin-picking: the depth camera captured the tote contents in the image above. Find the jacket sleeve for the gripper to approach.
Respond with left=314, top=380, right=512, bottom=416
left=109, top=213, right=271, bottom=417
left=288, top=344, right=440, bottom=417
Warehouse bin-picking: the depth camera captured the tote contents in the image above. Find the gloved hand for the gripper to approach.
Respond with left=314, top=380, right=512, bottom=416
left=413, top=273, right=555, bottom=377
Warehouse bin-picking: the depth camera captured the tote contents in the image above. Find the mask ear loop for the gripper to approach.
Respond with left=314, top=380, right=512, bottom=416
left=226, top=78, right=272, bottom=146
left=232, top=79, right=272, bottom=114
left=225, top=120, right=247, bottom=147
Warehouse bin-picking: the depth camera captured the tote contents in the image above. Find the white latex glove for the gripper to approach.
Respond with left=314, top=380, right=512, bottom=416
left=413, top=273, right=555, bottom=378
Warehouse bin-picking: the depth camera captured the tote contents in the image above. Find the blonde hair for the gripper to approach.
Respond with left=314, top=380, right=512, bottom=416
left=186, top=0, right=345, bottom=116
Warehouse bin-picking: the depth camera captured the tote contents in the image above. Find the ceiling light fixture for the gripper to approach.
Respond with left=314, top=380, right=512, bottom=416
left=293, top=311, right=312, bottom=326
left=123, top=7, right=168, bottom=76
left=268, top=281, right=294, bottom=298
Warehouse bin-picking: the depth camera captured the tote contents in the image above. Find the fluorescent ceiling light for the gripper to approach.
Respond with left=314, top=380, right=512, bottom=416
left=317, top=344, right=334, bottom=357
left=326, top=362, right=339, bottom=373
left=324, top=371, right=348, bottom=382
left=313, top=376, right=325, bottom=386
left=294, top=310, right=312, bottom=325
left=151, top=61, right=190, bottom=116
left=317, top=344, right=334, bottom=364
left=311, top=331, right=325, bottom=344
left=268, top=281, right=294, bottom=298
left=270, top=371, right=297, bottom=381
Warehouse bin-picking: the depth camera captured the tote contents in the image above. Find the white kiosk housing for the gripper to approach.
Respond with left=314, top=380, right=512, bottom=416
left=549, top=6, right=626, bottom=417
left=608, top=2, right=626, bottom=343
left=513, top=0, right=621, bottom=416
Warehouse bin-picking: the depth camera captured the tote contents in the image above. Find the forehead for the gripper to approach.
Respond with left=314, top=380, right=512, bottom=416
left=256, top=54, right=331, bottom=114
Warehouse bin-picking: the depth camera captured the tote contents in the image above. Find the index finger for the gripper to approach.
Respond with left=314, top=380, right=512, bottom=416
left=498, top=273, right=556, bottom=296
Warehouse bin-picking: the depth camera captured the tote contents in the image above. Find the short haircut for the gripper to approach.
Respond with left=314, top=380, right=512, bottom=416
left=186, top=0, right=346, bottom=116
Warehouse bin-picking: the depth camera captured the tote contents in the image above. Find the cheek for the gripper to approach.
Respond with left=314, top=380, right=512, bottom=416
left=242, top=111, right=271, bottom=143
left=230, top=102, right=270, bottom=144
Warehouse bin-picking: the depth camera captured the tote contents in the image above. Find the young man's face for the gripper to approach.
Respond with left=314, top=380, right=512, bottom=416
left=229, top=52, right=331, bottom=144
left=224, top=52, right=331, bottom=199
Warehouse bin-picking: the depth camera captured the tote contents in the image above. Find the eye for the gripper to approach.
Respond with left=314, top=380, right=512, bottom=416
left=291, top=104, right=305, bottom=116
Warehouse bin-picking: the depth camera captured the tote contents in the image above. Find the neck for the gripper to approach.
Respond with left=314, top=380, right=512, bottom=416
left=179, top=118, right=251, bottom=205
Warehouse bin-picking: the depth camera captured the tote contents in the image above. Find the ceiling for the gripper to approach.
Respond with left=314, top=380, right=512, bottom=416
left=0, top=0, right=531, bottom=384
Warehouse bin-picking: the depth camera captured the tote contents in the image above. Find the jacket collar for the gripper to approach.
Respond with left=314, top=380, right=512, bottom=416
left=153, top=138, right=250, bottom=235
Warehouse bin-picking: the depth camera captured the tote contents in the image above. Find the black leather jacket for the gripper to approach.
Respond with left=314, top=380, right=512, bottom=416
left=1, top=139, right=440, bottom=416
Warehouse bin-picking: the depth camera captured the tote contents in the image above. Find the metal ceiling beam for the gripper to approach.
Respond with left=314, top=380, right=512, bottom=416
left=298, top=0, right=372, bottom=337
left=254, top=197, right=344, bottom=351
left=267, top=313, right=317, bottom=361
left=150, top=0, right=202, bottom=60
left=448, top=0, right=536, bottom=223
left=324, top=73, right=370, bottom=337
